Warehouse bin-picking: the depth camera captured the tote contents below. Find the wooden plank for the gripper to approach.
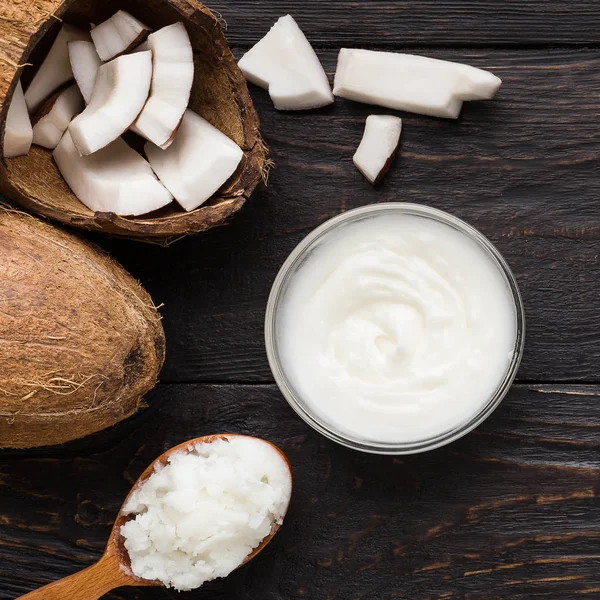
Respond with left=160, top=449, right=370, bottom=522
left=209, top=1, right=600, bottom=48
left=100, top=49, right=600, bottom=384
left=2, top=383, right=600, bottom=599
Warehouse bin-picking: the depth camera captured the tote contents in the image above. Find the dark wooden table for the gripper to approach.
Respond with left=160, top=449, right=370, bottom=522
left=3, top=1, right=600, bottom=598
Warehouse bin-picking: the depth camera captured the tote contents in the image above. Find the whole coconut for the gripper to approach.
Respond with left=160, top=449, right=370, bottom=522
left=0, top=208, right=165, bottom=448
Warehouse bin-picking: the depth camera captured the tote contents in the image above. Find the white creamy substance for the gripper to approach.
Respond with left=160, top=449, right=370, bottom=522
left=120, top=437, right=292, bottom=591
left=276, top=213, right=517, bottom=444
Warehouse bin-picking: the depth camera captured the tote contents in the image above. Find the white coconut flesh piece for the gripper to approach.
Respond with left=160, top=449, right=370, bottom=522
left=131, top=22, right=194, bottom=149
left=3, top=81, right=33, bottom=158
left=333, top=49, right=502, bottom=119
left=238, top=15, right=333, bottom=111
left=90, top=10, right=151, bottom=62
left=68, top=41, right=102, bottom=104
left=24, top=24, right=91, bottom=114
left=145, top=109, right=244, bottom=212
left=353, top=115, right=402, bottom=185
left=32, top=84, right=84, bottom=150
left=54, top=130, right=173, bottom=216
left=68, top=51, right=152, bottom=156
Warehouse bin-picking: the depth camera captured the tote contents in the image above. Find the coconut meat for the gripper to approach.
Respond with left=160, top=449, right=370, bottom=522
left=3, top=81, right=33, bottom=158
left=32, top=85, right=84, bottom=150
left=69, top=51, right=153, bottom=156
left=353, top=115, right=402, bottom=185
left=24, top=25, right=91, bottom=114
left=68, top=41, right=103, bottom=104
left=90, top=10, right=150, bottom=62
left=54, top=130, right=173, bottom=216
left=145, top=109, right=243, bottom=212
left=120, top=436, right=292, bottom=591
left=131, top=22, right=194, bottom=149
left=333, top=49, right=502, bottom=119
left=238, top=15, right=333, bottom=110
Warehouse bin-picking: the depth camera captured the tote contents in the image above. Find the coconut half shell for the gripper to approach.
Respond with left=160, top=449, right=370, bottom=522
left=0, top=206, right=166, bottom=448
left=0, top=0, right=266, bottom=242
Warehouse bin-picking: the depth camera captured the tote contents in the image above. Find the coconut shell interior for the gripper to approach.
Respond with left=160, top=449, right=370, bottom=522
left=0, top=0, right=266, bottom=241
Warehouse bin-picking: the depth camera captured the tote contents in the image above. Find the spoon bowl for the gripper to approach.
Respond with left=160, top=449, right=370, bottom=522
left=17, top=434, right=292, bottom=599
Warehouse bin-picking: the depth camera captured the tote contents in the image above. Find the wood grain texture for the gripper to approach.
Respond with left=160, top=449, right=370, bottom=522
left=2, top=2, right=600, bottom=598
left=98, top=49, right=600, bottom=384
left=1, top=383, right=600, bottom=599
left=209, top=1, right=600, bottom=47
left=16, top=551, right=145, bottom=600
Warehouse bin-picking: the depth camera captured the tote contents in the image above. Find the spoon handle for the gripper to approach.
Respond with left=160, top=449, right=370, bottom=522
left=16, top=552, right=133, bottom=600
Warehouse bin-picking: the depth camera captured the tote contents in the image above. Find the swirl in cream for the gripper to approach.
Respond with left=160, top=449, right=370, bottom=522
left=276, top=213, right=517, bottom=443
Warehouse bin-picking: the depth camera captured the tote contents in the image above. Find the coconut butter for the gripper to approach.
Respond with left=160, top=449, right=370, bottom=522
left=271, top=206, right=520, bottom=447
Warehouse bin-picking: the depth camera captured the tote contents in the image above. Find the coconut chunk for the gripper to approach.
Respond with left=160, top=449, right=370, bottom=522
left=90, top=10, right=151, bottom=62
left=145, top=109, right=243, bottom=212
left=131, top=22, right=194, bottom=149
left=333, top=49, right=501, bottom=119
left=238, top=15, right=333, bottom=111
left=24, top=25, right=91, bottom=114
left=54, top=130, right=173, bottom=216
left=68, top=41, right=102, bottom=104
left=353, top=115, right=402, bottom=185
left=32, top=85, right=84, bottom=150
left=68, top=51, right=152, bottom=156
left=3, top=81, right=33, bottom=158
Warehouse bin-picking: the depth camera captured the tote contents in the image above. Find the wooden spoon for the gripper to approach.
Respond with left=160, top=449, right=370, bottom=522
left=17, top=434, right=292, bottom=600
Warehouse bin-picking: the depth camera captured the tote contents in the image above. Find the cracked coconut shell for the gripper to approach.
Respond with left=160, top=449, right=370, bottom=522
left=0, top=207, right=165, bottom=448
left=0, top=0, right=267, bottom=242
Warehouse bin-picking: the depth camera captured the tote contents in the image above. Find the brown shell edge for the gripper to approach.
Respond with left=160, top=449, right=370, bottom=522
left=373, top=137, right=402, bottom=186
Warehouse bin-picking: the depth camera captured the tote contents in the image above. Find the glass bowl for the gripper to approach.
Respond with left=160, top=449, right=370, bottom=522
left=265, top=203, right=525, bottom=455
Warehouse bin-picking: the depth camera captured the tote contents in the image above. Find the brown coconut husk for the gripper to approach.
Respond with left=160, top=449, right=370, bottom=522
left=0, top=0, right=267, bottom=243
left=0, top=206, right=166, bottom=448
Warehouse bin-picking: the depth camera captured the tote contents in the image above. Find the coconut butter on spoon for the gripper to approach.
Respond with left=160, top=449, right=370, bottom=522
left=17, top=434, right=292, bottom=599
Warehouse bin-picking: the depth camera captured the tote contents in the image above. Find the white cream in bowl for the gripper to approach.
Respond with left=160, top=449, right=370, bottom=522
left=269, top=205, right=521, bottom=449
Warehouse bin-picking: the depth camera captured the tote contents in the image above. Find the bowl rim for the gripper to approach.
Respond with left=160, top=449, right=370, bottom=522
left=265, top=202, right=526, bottom=455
